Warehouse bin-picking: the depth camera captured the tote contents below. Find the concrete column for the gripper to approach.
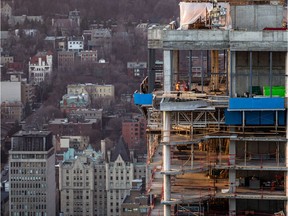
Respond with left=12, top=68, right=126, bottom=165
left=229, top=138, right=236, bottom=216
left=163, top=50, right=173, bottom=92
left=229, top=51, right=236, bottom=97
left=148, top=49, right=156, bottom=93
left=163, top=111, right=171, bottom=216
left=285, top=51, right=288, bottom=215
left=172, top=50, right=179, bottom=84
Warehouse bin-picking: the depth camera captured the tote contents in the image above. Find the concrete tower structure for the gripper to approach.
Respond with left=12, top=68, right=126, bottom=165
left=134, top=1, right=288, bottom=215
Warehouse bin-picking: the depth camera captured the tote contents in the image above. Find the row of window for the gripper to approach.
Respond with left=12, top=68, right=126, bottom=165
left=11, top=212, right=46, bottom=216
left=10, top=162, right=46, bottom=167
left=11, top=169, right=46, bottom=175
left=11, top=183, right=46, bottom=189
left=11, top=190, right=46, bottom=196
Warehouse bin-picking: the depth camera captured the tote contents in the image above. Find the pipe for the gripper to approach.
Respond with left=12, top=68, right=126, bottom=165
left=249, top=51, right=253, bottom=97
left=163, top=111, right=171, bottom=216
left=269, top=52, right=273, bottom=97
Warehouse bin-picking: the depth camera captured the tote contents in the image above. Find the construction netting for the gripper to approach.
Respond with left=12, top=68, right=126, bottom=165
left=179, top=2, right=232, bottom=30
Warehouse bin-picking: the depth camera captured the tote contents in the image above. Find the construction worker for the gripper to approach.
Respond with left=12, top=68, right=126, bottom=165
left=175, top=81, right=180, bottom=91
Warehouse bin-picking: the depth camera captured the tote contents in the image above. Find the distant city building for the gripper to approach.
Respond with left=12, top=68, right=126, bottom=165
left=0, top=3, right=12, bottom=18
left=52, top=18, right=79, bottom=36
left=121, top=178, right=151, bottom=216
left=0, top=54, right=13, bottom=66
left=68, top=9, right=81, bottom=26
left=79, top=50, right=98, bottom=63
left=0, top=31, right=9, bottom=45
left=127, top=62, right=147, bottom=78
left=58, top=51, right=75, bottom=68
left=69, top=108, right=103, bottom=120
left=28, top=51, right=53, bottom=85
left=122, top=114, right=147, bottom=150
left=59, top=147, right=99, bottom=216
left=67, top=83, right=115, bottom=101
left=0, top=80, right=34, bottom=122
left=59, top=138, right=146, bottom=216
left=59, top=94, right=89, bottom=114
left=1, top=81, right=21, bottom=102
left=48, top=117, right=100, bottom=137
left=44, top=36, right=66, bottom=51
left=55, top=135, right=90, bottom=152
left=8, top=15, right=43, bottom=26
left=106, top=137, right=146, bottom=216
left=9, top=131, right=56, bottom=215
left=67, top=36, right=84, bottom=53
left=7, top=62, right=24, bottom=73
left=83, top=28, right=112, bottom=56
left=1, top=101, right=22, bottom=123
left=15, top=29, right=39, bottom=37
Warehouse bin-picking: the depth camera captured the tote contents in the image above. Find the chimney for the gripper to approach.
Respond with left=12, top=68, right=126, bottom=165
left=130, top=150, right=134, bottom=162
left=107, top=150, right=111, bottom=162
left=101, top=140, right=106, bottom=160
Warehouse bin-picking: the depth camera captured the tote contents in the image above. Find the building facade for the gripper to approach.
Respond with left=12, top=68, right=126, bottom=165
left=28, top=51, right=53, bottom=85
left=59, top=94, right=90, bottom=114
left=59, top=138, right=146, bottom=216
left=79, top=50, right=98, bottom=63
left=58, top=51, right=75, bottom=68
left=59, top=147, right=99, bottom=216
left=9, top=131, right=56, bottom=216
left=67, top=83, right=115, bottom=101
left=122, top=115, right=147, bottom=150
left=67, top=37, right=84, bottom=53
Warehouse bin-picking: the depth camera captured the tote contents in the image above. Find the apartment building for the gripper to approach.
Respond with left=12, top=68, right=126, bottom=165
left=134, top=1, right=287, bottom=215
left=59, top=147, right=99, bottom=216
left=67, top=83, right=115, bottom=100
left=59, top=138, right=146, bottom=216
left=122, top=114, right=147, bottom=150
left=79, top=50, right=98, bottom=63
left=59, top=94, right=90, bottom=114
left=58, top=51, right=75, bottom=68
left=28, top=51, right=53, bottom=85
left=67, top=37, right=84, bottom=53
left=9, top=131, right=56, bottom=216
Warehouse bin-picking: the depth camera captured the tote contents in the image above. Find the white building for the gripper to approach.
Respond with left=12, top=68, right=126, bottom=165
left=28, top=51, right=53, bottom=85
left=67, top=37, right=84, bottom=53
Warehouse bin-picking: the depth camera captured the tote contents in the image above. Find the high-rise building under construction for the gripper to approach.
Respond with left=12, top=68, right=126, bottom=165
left=134, top=0, right=288, bottom=215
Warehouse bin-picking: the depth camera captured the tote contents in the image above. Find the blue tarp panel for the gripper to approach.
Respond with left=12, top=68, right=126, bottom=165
left=278, top=111, right=286, bottom=126
left=225, top=110, right=242, bottom=125
left=245, top=111, right=260, bottom=125
left=225, top=110, right=284, bottom=126
left=133, top=93, right=153, bottom=105
left=229, top=98, right=285, bottom=110
left=260, top=111, right=274, bottom=125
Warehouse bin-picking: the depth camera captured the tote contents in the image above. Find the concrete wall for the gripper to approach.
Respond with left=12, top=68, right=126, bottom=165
left=231, top=5, right=284, bottom=30
left=1, top=81, right=21, bottom=102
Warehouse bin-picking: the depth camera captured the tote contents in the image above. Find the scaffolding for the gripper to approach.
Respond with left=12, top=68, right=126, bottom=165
left=135, top=1, right=288, bottom=215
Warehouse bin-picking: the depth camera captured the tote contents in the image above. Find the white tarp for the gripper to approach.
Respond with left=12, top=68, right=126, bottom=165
left=179, top=2, right=232, bottom=30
